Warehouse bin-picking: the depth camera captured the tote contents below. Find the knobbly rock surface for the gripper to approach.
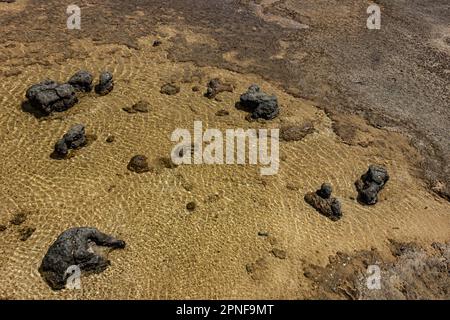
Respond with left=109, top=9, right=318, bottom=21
left=25, top=80, right=78, bottom=114
left=160, top=83, right=180, bottom=95
left=355, top=165, right=389, bottom=205
left=204, top=78, right=233, bottom=99
left=53, top=124, right=87, bottom=158
left=304, top=183, right=342, bottom=221
left=39, top=227, right=125, bottom=290
left=68, top=70, right=93, bottom=92
left=127, top=155, right=150, bottom=173
left=95, top=71, right=114, bottom=95
left=239, top=84, right=279, bottom=120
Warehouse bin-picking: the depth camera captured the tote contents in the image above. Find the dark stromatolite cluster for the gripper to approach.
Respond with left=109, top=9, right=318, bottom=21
left=39, top=227, right=126, bottom=290
left=355, top=165, right=389, bottom=205
left=205, top=78, right=233, bottom=99
left=95, top=71, right=114, bottom=95
left=304, top=183, right=342, bottom=221
left=53, top=124, right=87, bottom=158
left=25, top=80, right=78, bottom=114
left=68, top=70, right=94, bottom=92
left=25, top=71, right=114, bottom=115
left=239, top=84, right=279, bottom=120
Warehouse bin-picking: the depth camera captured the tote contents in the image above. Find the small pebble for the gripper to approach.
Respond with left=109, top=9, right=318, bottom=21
left=10, top=212, right=27, bottom=226
left=215, top=109, right=229, bottom=116
left=19, top=227, right=36, bottom=241
left=186, top=201, right=196, bottom=211
left=127, top=155, right=150, bottom=173
left=271, top=248, right=287, bottom=259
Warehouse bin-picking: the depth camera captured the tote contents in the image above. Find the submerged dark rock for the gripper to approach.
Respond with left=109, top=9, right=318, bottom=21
left=280, top=122, right=315, bottom=141
left=272, top=248, right=287, bottom=259
left=305, top=183, right=342, bottom=221
left=122, top=100, right=150, bottom=113
left=186, top=201, right=196, bottom=212
left=160, top=83, right=180, bottom=95
left=68, top=70, right=93, bottom=92
left=19, top=227, right=35, bottom=241
left=95, top=71, right=114, bottom=95
left=39, top=227, right=125, bottom=290
left=355, top=165, right=389, bottom=205
left=127, top=155, right=150, bottom=173
left=205, top=78, right=233, bottom=99
left=10, top=212, right=27, bottom=225
left=53, top=124, right=87, bottom=158
left=215, top=109, right=229, bottom=116
left=25, top=80, right=78, bottom=114
left=239, top=84, right=279, bottom=120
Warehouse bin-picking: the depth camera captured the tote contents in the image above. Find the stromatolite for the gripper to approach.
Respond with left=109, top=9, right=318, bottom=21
left=39, top=227, right=125, bottom=290
left=53, top=124, right=87, bottom=158
left=305, top=183, right=342, bottom=221
left=239, top=84, right=279, bottom=120
left=355, top=165, right=389, bottom=205
left=25, top=80, right=78, bottom=114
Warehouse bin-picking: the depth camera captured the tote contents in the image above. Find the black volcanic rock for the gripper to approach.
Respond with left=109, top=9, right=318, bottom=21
left=68, top=70, right=94, bottom=92
left=239, top=84, right=279, bottom=120
left=39, top=227, right=125, bottom=290
left=355, top=165, right=389, bottom=205
left=95, top=71, right=114, bottom=95
left=25, top=80, right=78, bottom=114
left=53, top=124, right=87, bottom=158
left=317, top=183, right=332, bottom=199
left=305, top=183, right=342, bottom=221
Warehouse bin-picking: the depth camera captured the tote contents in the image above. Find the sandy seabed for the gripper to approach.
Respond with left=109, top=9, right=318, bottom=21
left=0, top=1, right=449, bottom=300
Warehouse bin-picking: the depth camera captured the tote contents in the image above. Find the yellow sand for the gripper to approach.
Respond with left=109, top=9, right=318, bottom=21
left=0, top=36, right=448, bottom=299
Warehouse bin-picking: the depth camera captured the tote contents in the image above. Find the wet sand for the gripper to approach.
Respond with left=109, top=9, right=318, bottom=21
left=0, top=0, right=449, bottom=299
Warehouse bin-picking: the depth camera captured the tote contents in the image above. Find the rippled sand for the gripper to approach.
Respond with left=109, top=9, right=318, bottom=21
left=0, top=32, right=449, bottom=299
